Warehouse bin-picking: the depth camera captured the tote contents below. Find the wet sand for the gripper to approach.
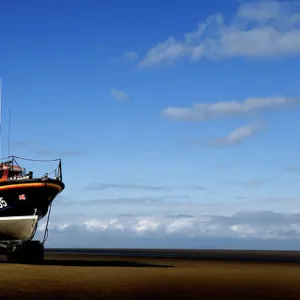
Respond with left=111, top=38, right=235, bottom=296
left=1, top=250, right=300, bottom=299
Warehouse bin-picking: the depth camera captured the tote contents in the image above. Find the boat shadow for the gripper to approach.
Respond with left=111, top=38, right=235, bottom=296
left=40, top=259, right=175, bottom=268
left=41, top=258, right=175, bottom=268
left=0, top=255, right=175, bottom=267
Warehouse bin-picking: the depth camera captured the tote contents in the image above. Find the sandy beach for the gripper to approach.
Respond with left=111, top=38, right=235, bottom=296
left=1, top=250, right=300, bottom=299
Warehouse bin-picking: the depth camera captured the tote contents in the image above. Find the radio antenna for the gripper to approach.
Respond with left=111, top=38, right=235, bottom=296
left=8, top=107, right=11, bottom=157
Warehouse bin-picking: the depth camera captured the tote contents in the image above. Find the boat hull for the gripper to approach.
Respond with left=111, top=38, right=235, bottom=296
left=0, top=215, right=38, bottom=240
left=0, top=178, right=64, bottom=220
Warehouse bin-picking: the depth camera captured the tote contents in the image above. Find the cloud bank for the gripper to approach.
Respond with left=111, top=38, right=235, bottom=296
left=38, top=210, right=300, bottom=249
left=136, top=1, right=300, bottom=67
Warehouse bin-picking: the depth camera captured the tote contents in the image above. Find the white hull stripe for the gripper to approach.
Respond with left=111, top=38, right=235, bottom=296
left=0, top=216, right=38, bottom=221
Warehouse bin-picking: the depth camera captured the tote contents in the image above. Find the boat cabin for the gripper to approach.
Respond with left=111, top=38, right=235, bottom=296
left=0, top=161, right=31, bottom=181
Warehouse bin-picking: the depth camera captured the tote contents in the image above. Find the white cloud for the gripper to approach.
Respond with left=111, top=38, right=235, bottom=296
left=237, top=1, right=281, bottom=22
left=133, top=219, right=161, bottom=234
left=237, top=1, right=300, bottom=25
left=220, top=124, right=260, bottom=144
left=123, top=51, right=139, bottom=61
left=212, top=123, right=263, bottom=146
left=161, top=97, right=298, bottom=121
left=137, top=1, right=300, bottom=67
left=111, top=89, right=130, bottom=101
left=87, top=183, right=174, bottom=191
left=188, top=123, right=263, bottom=147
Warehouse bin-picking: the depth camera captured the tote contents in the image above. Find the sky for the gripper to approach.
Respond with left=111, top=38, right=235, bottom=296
left=1, top=0, right=300, bottom=249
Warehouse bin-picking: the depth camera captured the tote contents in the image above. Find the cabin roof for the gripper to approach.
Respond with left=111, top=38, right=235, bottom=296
left=0, top=163, right=24, bottom=172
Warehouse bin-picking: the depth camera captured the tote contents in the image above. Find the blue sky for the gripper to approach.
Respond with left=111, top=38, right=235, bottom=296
left=1, top=0, right=300, bottom=248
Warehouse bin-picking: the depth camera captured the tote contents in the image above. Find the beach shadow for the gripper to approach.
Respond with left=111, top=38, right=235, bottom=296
left=42, top=259, right=175, bottom=268
left=0, top=255, right=174, bottom=267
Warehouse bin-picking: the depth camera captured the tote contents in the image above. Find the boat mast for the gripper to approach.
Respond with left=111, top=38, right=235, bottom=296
left=0, top=77, right=2, bottom=161
left=7, top=108, right=11, bottom=157
left=0, top=79, right=13, bottom=161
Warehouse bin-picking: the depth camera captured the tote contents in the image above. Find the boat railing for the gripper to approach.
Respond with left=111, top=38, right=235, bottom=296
left=0, top=156, right=63, bottom=182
